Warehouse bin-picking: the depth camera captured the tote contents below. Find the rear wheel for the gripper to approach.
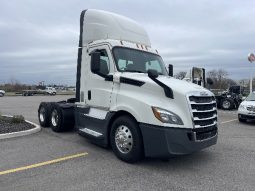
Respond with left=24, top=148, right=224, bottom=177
left=50, top=104, right=64, bottom=132
left=221, top=99, right=234, bottom=110
left=50, top=103, right=73, bottom=132
left=38, top=102, right=52, bottom=127
left=110, top=115, right=143, bottom=163
left=0, top=93, right=4, bottom=97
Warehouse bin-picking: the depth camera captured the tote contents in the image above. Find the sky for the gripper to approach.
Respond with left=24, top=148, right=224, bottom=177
left=0, top=0, right=255, bottom=85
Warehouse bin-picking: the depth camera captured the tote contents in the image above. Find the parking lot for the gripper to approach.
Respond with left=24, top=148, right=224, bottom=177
left=0, top=95, right=255, bottom=191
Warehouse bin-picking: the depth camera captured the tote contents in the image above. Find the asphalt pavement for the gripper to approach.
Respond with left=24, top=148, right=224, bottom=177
left=0, top=95, right=255, bottom=191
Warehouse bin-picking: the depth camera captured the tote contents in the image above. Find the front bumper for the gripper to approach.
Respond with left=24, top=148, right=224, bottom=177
left=238, top=113, right=255, bottom=120
left=140, top=123, right=217, bottom=158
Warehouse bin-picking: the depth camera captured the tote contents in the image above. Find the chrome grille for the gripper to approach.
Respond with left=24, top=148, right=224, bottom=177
left=187, top=94, right=218, bottom=141
left=188, top=95, right=217, bottom=129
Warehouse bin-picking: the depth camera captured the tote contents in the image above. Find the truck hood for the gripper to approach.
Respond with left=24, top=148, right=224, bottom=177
left=120, top=73, right=211, bottom=96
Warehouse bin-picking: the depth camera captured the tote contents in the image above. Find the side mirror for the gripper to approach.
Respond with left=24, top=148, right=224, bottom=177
left=207, top=78, right=213, bottom=85
left=148, top=69, right=159, bottom=79
left=168, top=64, right=173, bottom=77
left=91, top=52, right=101, bottom=74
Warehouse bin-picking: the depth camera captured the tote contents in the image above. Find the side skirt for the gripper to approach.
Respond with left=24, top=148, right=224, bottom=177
left=75, top=106, right=114, bottom=147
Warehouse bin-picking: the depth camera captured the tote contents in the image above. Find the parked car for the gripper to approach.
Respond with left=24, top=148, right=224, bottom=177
left=238, top=91, right=255, bottom=122
left=0, top=90, right=5, bottom=97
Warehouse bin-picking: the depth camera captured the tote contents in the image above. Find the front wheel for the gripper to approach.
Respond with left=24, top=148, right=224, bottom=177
left=110, top=116, right=143, bottom=163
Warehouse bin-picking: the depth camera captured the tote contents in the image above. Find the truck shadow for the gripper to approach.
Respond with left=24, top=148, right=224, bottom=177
left=138, top=150, right=216, bottom=170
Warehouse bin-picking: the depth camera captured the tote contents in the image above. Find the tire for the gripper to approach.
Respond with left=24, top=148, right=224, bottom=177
left=50, top=103, right=73, bottom=132
left=50, top=104, right=64, bottom=132
left=0, top=93, right=4, bottom=97
left=221, top=99, right=234, bottom=110
left=110, top=115, right=143, bottom=163
left=38, top=102, right=53, bottom=127
left=238, top=116, right=246, bottom=123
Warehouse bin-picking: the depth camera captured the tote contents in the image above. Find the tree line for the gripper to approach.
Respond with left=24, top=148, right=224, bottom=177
left=0, top=78, right=70, bottom=92
left=174, top=69, right=255, bottom=90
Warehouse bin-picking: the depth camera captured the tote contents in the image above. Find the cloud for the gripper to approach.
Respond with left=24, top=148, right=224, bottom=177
left=0, top=0, right=255, bottom=85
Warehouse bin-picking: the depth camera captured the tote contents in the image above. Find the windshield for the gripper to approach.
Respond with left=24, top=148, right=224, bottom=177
left=113, top=47, right=168, bottom=75
left=246, top=92, right=255, bottom=101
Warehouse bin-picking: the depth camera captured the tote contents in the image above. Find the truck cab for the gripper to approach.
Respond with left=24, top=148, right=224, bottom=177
left=38, top=9, right=218, bottom=162
left=45, top=87, right=57, bottom=95
left=183, top=67, right=206, bottom=87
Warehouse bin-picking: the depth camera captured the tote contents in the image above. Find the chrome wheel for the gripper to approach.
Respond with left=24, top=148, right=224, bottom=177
left=115, top=125, right=133, bottom=154
left=51, top=109, right=59, bottom=127
left=222, top=100, right=230, bottom=109
left=39, top=107, right=46, bottom=123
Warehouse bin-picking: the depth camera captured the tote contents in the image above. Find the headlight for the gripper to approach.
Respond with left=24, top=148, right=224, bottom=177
left=152, top=107, right=183, bottom=125
left=239, top=105, right=246, bottom=110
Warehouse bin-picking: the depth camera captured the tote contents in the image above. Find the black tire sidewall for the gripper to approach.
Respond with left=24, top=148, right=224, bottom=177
left=110, top=115, right=143, bottom=163
left=38, top=102, right=51, bottom=127
left=50, top=104, right=63, bottom=132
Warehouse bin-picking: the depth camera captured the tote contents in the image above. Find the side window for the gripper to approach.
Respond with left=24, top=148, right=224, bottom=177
left=145, top=60, right=163, bottom=74
left=98, top=49, right=110, bottom=75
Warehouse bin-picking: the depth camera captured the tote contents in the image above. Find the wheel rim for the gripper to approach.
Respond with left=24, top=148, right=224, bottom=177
left=115, top=125, right=133, bottom=154
left=223, top=101, right=230, bottom=109
left=39, top=107, right=46, bottom=123
left=51, top=109, right=58, bottom=127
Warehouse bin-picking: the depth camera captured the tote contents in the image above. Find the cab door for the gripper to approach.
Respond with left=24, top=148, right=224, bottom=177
left=85, top=45, right=114, bottom=110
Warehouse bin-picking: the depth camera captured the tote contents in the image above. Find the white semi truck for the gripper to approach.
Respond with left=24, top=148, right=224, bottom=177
left=38, top=9, right=218, bottom=163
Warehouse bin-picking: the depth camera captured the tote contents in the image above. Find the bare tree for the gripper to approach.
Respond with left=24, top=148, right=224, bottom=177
left=207, top=69, right=230, bottom=89
left=174, top=71, right=187, bottom=80
left=217, top=69, right=228, bottom=89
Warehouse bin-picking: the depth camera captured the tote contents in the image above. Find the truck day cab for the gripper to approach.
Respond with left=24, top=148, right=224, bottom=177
left=38, top=9, right=218, bottom=162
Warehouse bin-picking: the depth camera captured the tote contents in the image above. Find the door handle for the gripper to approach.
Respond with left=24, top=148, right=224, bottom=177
left=88, top=90, right=91, bottom=100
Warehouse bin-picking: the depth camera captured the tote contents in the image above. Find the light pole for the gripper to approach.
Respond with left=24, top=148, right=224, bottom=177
left=248, top=53, right=255, bottom=93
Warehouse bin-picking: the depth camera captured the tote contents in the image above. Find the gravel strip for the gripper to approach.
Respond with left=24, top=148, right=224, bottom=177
left=0, top=116, right=35, bottom=134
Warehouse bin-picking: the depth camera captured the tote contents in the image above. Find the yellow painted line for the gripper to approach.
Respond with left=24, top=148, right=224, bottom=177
left=221, top=119, right=238, bottom=124
left=0, top=152, right=88, bottom=176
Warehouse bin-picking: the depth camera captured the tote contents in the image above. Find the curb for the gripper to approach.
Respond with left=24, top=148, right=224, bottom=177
left=0, top=115, right=41, bottom=140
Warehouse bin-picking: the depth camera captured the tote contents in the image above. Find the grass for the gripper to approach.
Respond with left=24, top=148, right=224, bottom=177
left=11, top=115, right=25, bottom=123
left=0, top=114, right=25, bottom=124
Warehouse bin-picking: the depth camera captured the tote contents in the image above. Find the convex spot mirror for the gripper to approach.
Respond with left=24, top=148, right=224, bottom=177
left=168, top=64, right=173, bottom=77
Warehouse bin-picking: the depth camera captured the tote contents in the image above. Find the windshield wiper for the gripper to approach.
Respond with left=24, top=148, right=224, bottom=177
left=125, top=70, right=144, bottom=73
